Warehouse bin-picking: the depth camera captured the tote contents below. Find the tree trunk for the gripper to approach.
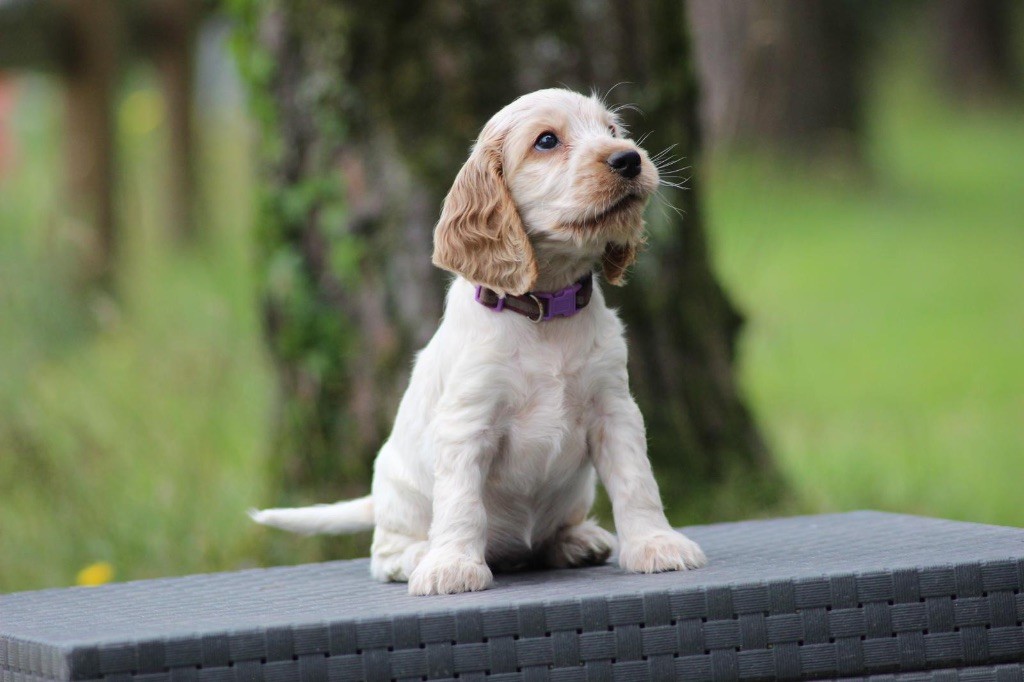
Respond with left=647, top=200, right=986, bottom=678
left=687, top=0, right=868, bottom=157
left=934, top=0, right=1021, bottom=104
left=152, top=0, right=199, bottom=241
left=63, top=0, right=121, bottom=290
left=236, top=0, right=780, bottom=516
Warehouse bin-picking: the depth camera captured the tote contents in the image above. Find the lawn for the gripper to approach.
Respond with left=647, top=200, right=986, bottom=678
left=707, top=59, right=1024, bottom=527
left=1, top=42, right=1021, bottom=592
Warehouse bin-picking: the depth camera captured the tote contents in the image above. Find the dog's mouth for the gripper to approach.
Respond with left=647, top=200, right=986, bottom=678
left=570, top=193, right=645, bottom=230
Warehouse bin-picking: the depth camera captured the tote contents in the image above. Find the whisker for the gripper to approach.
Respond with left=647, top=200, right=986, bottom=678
left=602, top=81, right=632, bottom=102
left=649, top=144, right=679, bottom=162
left=654, top=190, right=688, bottom=221
left=610, top=102, right=642, bottom=116
left=655, top=166, right=691, bottom=178
left=654, top=157, right=689, bottom=170
left=654, top=154, right=686, bottom=165
left=653, top=152, right=685, bottom=166
left=659, top=171, right=693, bottom=183
left=653, top=194, right=684, bottom=224
left=656, top=164, right=691, bottom=174
left=655, top=160, right=688, bottom=173
left=659, top=179, right=691, bottom=190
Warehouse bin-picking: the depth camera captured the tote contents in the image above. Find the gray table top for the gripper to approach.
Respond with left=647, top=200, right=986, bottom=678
left=3, top=510, right=1024, bottom=648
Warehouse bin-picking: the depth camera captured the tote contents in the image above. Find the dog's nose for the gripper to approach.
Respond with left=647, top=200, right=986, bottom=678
left=607, top=150, right=642, bottom=179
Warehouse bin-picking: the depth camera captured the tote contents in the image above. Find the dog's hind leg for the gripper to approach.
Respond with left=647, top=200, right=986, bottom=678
left=540, top=518, right=616, bottom=569
left=370, top=528, right=429, bottom=582
left=368, top=465, right=432, bottom=583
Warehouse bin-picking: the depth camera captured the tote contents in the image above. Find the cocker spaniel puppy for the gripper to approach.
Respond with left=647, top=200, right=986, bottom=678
left=252, top=88, right=707, bottom=595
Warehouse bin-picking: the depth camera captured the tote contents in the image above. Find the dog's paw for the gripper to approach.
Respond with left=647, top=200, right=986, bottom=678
left=407, top=550, right=493, bottom=596
left=545, top=519, right=616, bottom=568
left=619, top=530, right=707, bottom=573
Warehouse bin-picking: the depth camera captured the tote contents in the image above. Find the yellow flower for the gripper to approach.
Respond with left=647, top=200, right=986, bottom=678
left=76, top=561, right=114, bottom=587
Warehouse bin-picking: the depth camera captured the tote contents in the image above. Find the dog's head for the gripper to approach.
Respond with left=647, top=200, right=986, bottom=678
left=432, top=89, right=659, bottom=295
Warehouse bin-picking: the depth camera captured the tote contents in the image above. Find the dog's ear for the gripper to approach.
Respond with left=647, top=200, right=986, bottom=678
left=601, top=241, right=638, bottom=286
left=432, top=132, right=538, bottom=296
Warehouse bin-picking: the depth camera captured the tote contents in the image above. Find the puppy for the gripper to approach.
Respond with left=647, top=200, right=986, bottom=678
left=252, top=88, right=707, bottom=595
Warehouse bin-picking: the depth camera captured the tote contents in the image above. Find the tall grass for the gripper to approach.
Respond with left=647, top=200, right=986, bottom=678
left=0, top=77, right=274, bottom=590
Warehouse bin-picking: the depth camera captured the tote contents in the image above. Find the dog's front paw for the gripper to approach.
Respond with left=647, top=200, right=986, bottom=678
left=619, top=530, right=707, bottom=573
left=407, top=550, right=493, bottom=596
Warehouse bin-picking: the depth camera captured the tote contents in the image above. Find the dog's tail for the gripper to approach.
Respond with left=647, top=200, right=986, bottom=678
left=248, top=496, right=374, bottom=535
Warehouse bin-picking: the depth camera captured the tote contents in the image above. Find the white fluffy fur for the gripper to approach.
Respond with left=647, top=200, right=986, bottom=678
left=248, top=498, right=373, bottom=535
left=252, top=89, right=707, bottom=595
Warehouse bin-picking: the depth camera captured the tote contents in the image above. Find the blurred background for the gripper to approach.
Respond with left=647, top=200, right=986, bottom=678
left=0, top=0, right=1021, bottom=593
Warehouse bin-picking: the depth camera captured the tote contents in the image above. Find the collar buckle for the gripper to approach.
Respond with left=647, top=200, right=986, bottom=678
left=531, top=281, right=583, bottom=321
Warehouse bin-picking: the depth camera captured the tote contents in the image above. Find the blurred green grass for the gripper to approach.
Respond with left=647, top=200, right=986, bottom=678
left=0, top=78, right=274, bottom=590
left=707, top=56, right=1024, bottom=527
left=1, top=44, right=1022, bottom=592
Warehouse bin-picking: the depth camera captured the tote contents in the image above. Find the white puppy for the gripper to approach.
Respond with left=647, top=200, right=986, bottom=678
left=252, top=88, right=707, bottom=595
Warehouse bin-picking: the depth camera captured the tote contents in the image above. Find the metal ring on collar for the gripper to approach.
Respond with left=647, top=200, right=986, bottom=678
left=528, top=294, right=545, bottom=323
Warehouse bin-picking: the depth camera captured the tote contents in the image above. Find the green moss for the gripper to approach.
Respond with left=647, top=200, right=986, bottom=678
left=225, top=0, right=369, bottom=505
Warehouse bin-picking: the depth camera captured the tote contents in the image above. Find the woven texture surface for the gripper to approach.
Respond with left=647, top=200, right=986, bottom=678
left=2, top=511, right=1024, bottom=681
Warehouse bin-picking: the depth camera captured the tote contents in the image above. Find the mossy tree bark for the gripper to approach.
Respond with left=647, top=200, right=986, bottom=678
left=234, top=0, right=781, bottom=520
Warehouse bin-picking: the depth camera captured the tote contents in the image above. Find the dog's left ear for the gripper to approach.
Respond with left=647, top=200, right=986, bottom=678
left=602, top=241, right=638, bottom=286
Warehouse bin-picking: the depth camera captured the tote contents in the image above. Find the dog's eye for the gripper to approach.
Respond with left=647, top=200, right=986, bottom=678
left=534, top=132, right=559, bottom=151
left=608, top=125, right=617, bottom=138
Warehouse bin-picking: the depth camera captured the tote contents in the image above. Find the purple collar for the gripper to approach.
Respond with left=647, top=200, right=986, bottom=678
left=474, top=273, right=594, bottom=322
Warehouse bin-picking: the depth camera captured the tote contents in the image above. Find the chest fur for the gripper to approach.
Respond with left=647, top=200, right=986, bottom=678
left=497, top=346, right=594, bottom=481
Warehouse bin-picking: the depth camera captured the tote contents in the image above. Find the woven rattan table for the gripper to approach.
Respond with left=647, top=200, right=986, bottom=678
left=3, top=511, right=1024, bottom=681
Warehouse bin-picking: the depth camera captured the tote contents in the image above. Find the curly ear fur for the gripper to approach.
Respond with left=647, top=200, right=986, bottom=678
left=432, top=134, right=538, bottom=296
left=601, top=241, right=638, bottom=286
